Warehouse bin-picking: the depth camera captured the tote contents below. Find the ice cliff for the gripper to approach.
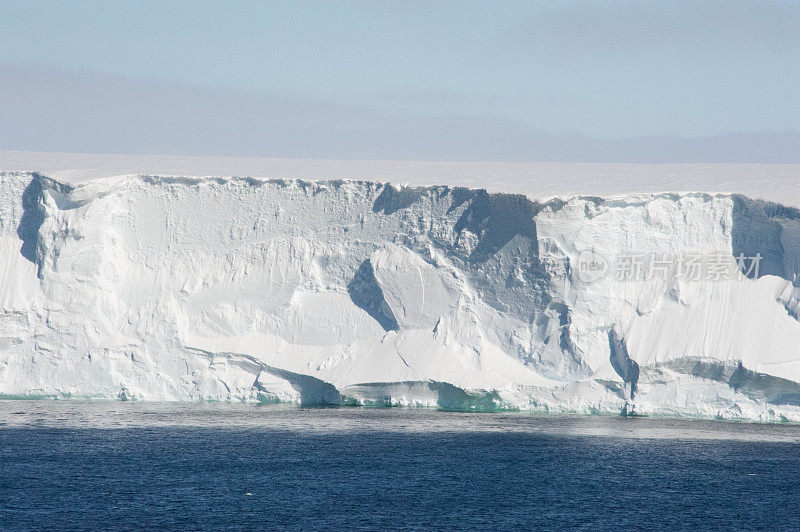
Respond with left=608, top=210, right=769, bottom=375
left=3, top=170, right=800, bottom=420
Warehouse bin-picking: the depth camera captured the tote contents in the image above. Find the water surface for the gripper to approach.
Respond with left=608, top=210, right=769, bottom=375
left=1, top=402, right=798, bottom=529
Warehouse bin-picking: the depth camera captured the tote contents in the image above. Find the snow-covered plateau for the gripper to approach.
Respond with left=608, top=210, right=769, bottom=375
left=3, top=157, right=800, bottom=421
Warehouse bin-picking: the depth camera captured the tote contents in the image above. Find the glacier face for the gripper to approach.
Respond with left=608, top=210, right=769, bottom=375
left=3, top=171, right=800, bottom=420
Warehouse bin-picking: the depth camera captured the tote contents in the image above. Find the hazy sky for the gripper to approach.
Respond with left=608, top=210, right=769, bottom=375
left=1, top=1, right=798, bottom=161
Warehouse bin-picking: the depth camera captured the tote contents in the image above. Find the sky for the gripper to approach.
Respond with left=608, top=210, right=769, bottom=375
left=1, top=0, right=798, bottom=162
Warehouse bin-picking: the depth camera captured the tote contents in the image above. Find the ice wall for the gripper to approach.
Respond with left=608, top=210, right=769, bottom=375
left=2, top=171, right=800, bottom=420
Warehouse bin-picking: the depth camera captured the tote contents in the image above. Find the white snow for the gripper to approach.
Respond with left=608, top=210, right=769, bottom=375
left=2, top=150, right=800, bottom=205
left=3, top=151, right=800, bottom=421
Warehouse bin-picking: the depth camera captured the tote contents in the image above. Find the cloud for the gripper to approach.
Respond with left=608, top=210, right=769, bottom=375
left=1, top=64, right=798, bottom=162
left=504, top=0, right=800, bottom=56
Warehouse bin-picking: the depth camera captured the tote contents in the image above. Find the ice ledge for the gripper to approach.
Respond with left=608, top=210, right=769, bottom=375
left=4, top=169, right=777, bottom=212
left=2, top=149, right=799, bottom=206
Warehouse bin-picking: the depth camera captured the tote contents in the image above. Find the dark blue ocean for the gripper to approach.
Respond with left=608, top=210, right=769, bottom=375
left=1, top=403, right=799, bottom=530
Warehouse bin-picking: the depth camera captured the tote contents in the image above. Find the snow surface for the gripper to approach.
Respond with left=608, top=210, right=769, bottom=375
left=2, top=150, right=800, bottom=205
left=3, top=151, right=800, bottom=420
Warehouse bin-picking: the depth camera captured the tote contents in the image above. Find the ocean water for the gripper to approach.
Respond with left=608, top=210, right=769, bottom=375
left=1, top=402, right=799, bottom=530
